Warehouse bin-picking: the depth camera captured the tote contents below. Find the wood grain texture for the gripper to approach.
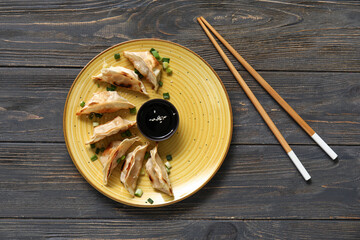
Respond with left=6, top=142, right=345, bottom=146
left=0, top=0, right=359, bottom=71
left=0, top=143, right=358, bottom=219
left=0, top=0, right=359, bottom=237
left=0, top=219, right=359, bottom=239
left=1, top=68, right=359, bottom=144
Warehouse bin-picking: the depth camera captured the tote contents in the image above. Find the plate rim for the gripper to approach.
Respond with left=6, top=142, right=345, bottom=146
left=63, top=38, right=233, bottom=207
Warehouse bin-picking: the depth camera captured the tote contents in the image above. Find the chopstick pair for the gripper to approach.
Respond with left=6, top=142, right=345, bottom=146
left=197, top=16, right=338, bottom=181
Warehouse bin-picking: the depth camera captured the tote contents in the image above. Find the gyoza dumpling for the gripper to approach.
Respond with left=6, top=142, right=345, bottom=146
left=120, top=143, right=149, bottom=196
left=86, top=116, right=136, bottom=145
left=76, top=91, right=135, bottom=115
left=145, top=145, right=173, bottom=196
left=123, top=51, right=161, bottom=91
left=92, top=66, right=148, bottom=95
left=100, top=137, right=140, bottom=185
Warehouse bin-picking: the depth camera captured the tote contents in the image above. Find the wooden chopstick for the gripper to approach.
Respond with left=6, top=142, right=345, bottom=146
left=199, top=16, right=337, bottom=161
left=197, top=17, right=311, bottom=181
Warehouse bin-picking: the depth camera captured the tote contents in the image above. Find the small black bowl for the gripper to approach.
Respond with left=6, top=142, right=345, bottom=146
left=137, top=99, right=179, bottom=141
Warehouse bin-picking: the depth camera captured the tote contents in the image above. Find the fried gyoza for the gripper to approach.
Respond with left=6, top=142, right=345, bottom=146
left=123, top=51, right=161, bottom=91
left=86, top=116, right=136, bottom=144
left=100, top=137, right=140, bottom=185
left=120, top=143, right=149, bottom=196
left=76, top=91, right=135, bottom=115
left=145, top=145, right=173, bottom=196
left=92, top=66, right=148, bottom=95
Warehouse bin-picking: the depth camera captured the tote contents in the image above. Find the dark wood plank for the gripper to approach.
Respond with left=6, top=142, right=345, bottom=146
left=0, top=0, right=359, bottom=71
left=0, top=142, right=358, bottom=219
left=1, top=68, right=359, bottom=144
left=0, top=219, right=359, bottom=239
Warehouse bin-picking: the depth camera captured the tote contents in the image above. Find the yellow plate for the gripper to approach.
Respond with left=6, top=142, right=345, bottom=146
left=63, top=39, right=233, bottom=207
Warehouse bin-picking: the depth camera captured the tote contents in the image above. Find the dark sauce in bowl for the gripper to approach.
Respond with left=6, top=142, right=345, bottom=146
left=137, top=99, right=179, bottom=141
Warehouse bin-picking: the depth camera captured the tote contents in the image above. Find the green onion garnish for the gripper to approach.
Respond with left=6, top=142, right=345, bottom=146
left=134, top=188, right=143, bottom=197
left=163, top=92, right=170, bottom=100
left=165, top=161, right=172, bottom=169
left=130, top=107, right=136, bottom=115
left=95, top=148, right=100, bottom=154
left=162, top=62, right=169, bottom=70
left=100, top=147, right=105, bottom=152
left=158, top=81, right=163, bottom=87
left=166, top=167, right=170, bottom=174
left=121, top=130, right=132, bottom=138
left=106, top=85, right=117, bottom=91
left=114, top=53, right=120, bottom=60
left=89, top=113, right=94, bottom=120
left=150, top=48, right=156, bottom=53
left=90, top=143, right=96, bottom=149
left=97, top=83, right=100, bottom=88
left=151, top=50, right=161, bottom=60
left=90, top=155, right=98, bottom=161
left=144, top=152, right=150, bottom=160
left=166, top=68, right=173, bottom=75
left=95, top=113, right=103, bottom=118
left=80, top=101, right=85, bottom=107
left=162, top=58, right=170, bottom=63
left=93, top=122, right=99, bottom=127
left=134, top=69, right=143, bottom=79
left=147, top=198, right=154, bottom=204
left=117, top=155, right=125, bottom=164
left=166, top=154, right=172, bottom=160
left=125, top=130, right=132, bottom=137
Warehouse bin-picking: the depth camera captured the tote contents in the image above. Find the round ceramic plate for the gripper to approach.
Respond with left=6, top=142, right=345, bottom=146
left=63, top=39, right=233, bottom=207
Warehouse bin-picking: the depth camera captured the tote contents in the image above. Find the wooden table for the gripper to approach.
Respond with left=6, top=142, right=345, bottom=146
left=1, top=1, right=359, bottom=239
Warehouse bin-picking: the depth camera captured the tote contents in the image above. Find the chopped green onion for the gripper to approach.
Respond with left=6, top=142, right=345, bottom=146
left=130, top=107, right=136, bottom=115
left=134, top=188, right=143, bottom=197
left=162, top=57, right=170, bottom=63
left=134, top=69, right=144, bottom=79
left=158, top=81, right=163, bottom=87
left=90, top=155, right=98, bottom=161
left=162, top=62, right=169, bottom=70
left=93, top=122, right=99, bottom=127
left=151, top=50, right=161, bottom=60
left=166, top=167, right=170, bottom=174
left=140, top=169, right=145, bottom=176
left=125, top=130, right=132, bottom=137
left=147, top=198, right=154, bottom=204
left=89, top=113, right=94, bottom=120
left=100, top=147, right=105, bottom=152
left=97, top=83, right=100, bottom=88
left=165, top=161, right=172, bottom=169
left=114, top=53, right=120, bottom=60
left=95, top=113, right=103, bottom=118
left=95, top=148, right=100, bottom=154
left=150, top=48, right=156, bottom=53
left=121, top=130, right=132, bottom=138
left=80, top=101, right=85, bottom=107
left=117, top=155, right=125, bottom=164
left=144, top=152, right=150, bottom=160
left=90, top=143, right=96, bottom=149
left=163, top=92, right=170, bottom=100
left=166, top=154, right=172, bottom=161
left=166, top=68, right=173, bottom=75
left=106, top=85, right=117, bottom=91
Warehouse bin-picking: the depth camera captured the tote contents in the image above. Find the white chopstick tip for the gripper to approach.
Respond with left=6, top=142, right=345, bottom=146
left=311, top=133, right=338, bottom=160
left=287, top=150, right=311, bottom=181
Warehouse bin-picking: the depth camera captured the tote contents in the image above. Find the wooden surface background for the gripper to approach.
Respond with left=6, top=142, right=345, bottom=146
left=0, top=0, right=359, bottom=239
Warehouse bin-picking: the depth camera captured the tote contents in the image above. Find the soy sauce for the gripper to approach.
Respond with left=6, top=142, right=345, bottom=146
left=137, top=99, right=179, bottom=141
